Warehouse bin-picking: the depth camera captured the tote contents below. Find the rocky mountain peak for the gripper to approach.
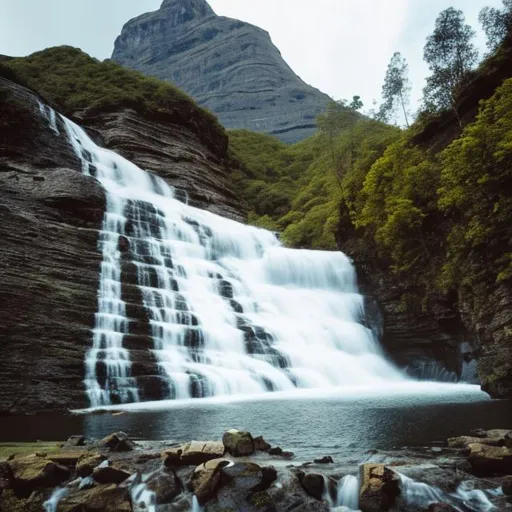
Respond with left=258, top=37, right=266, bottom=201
left=160, top=0, right=215, bottom=23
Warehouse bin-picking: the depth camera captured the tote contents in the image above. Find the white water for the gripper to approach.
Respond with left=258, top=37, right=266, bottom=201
left=336, top=475, right=359, bottom=509
left=398, top=473, right=500, bottom=511
left=43, top=488, right=68, bottom=512
left=54, top=110, right=408, bottom=408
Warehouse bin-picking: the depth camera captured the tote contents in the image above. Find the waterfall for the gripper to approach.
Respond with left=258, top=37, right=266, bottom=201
left=43, top=488, right=68, bottom=512
left=335, top=475, right=359, bottom=510
left=54, top=108, right=404, bottom=407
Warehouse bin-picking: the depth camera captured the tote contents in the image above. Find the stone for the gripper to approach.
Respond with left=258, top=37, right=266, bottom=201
left=163, top=441, right=225, bottom=467
left=48, top=451, right=87, bottom=467
left=314, top=456, right=334, bottom=464
left=359, top=464, right=400, bottom=512
left=190, top=459, right=230, bottom=505
left=92, top=465, right=131, bottom=484
left=99, top=432, right=135, bottom=452
left=0, top=461, right=14, bottom=490
left=300, top=473, right=325, bottom=501
left=146, top=468, right=182, bottom=504
left=468, top=443, right=512, bottom=476
left=505, top=431, right=512, bottom=449
left=426, top=504, right=458, bottom=512
left=112, top=0, right=331, bottom=143
left=58, top=484, right=131, bottom=512
left=8, top=454, right=71, bottom=495
left=254, top=436, right=271, bottom=452
left=448, top=430, right=511, bottom=449
left=222, top=430, right=255, bottom=457
left=66, top=435, right=85, bottom=447
left=502, top=475, right=512, bottom=496
left=76, top=454, right=106, bottom=478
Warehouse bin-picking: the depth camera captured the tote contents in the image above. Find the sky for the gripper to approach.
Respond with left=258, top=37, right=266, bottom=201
left=0, top=0, right=504, bottom=115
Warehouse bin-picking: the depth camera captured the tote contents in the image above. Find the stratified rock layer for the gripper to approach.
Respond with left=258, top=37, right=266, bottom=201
left=0, top=76, right=245, bottom=414
left=112, top=0, right=331, bottom=143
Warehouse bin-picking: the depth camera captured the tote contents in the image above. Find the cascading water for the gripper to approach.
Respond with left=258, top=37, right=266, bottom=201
left=53, top=107, right=404, bottom=407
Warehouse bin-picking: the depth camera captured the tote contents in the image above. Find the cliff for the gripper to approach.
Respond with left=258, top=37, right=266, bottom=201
left=112, top=0, right=331, bottom=143
left=0, top=51, right=245, bottom=413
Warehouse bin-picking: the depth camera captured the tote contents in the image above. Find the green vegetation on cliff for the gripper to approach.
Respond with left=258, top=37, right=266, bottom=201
left=0, top=46, right=226, bottom=153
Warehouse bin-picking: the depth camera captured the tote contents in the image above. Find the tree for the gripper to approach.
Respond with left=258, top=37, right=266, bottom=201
left=317, top=97, right=362, bottom=190
left=378, top=52, right=411, bottom=127
left=479, top=0, right=512, bottom=52
left=422, top=8, right=478, bottom=124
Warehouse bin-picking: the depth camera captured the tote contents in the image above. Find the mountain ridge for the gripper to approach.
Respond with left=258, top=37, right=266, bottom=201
left=112, top=0, right=331, bottom=143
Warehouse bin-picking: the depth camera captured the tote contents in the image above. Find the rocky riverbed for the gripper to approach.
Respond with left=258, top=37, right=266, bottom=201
left=0, top=427, right=511, bottom=511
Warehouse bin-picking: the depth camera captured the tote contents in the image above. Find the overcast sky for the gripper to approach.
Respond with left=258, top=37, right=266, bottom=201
left=0, top=0, right=503, bottom=115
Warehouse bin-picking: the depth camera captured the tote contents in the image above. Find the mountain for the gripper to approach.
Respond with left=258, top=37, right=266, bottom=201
left=111, top=0, right=331, bottom=143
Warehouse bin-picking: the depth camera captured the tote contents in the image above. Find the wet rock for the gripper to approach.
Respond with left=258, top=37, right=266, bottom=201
left=146, top=467, right=182, bottom=504
left=8, top=454, right=71, bottom=495
left=59, top=483, right=131, bottom=512
left=469, top=429, right=488, bottom=438
left=314, top=456, right=334, bottom=464
left=426, top=504, right=458, bottom=512
left=254, top=436, right=271, bottom=452
left=448, top=429, right=511, bottom=449
left=99, top=432, right=135, bottom=452
left=92, top=465, right=131, bottom=484
left=48, top=450, right=87, bottom=467
left=76, top=454, right=106, bottom=478
left=0, top=488, right=44, bottom=512
left=190, top=458, right=230, bottom=505
left=501, top=475, right=512, bottom=496
left=299, top=473, right=325, bottom=500
left=468, top=443, right=512, bottom=476
left=163, top=441, right=225, bottom=467
left=223, top=430, right=255, bottom=457
left=66, top=435, right=85, bottom=447
left=0, top=461, right=14, bottom=490
left=506, top=431, right=512, bottom=449
left=359, top=464, right=400, bottom=512
left=267, top=446, right=294, bottom=458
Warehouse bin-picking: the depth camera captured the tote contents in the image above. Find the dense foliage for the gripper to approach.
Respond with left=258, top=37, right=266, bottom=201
left=1, top=46, right=226, bottom=153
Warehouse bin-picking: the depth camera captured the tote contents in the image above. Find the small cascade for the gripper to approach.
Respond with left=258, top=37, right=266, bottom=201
left=192, top=496, right=204, bottom=512
left=43, top=488, right=68, bottom=512
left=131, top=482, right=157, bottom=512
left=58, top=107, right=405, bottom=407
left=335, top=475, right=359, bottom=510
left=38, top=101, right=60, bottom=135
left=398, top=473, right=500, bottom=511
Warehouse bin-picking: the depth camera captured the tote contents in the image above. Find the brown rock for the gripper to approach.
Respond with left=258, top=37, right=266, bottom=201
left=468, top=443, right=512, bottom=476
left=190, top=458, right=231, bottom=505
left=254, top=436, right=271, bottom=452
left=66, top=435, right=85, bottom=447
left=300, top=473, right=325, bottom=501
left=448, top=429, right=511, bottom=449
left=359, top=464, right=400, bottom=512
left=8, top=454, right=71, bottom=494
left=146, top=468, right=182, bottom=504
left=76, top=454, right=106, bottom=478
left=92, top=465, right=131, bottom=484
left=164, top=441, right=225, bottom=467
left=58, top=483, right=131, bottom=512
left=0, top=461, right=14, bottom=490
left=426, top=504, right=458, bottom=512
left=98, top=432, right=135, bottom=452
left=222, top=430, right=255, bottom=457
left=314, top=456, right=334, bottom=464
left=48, top=450, right=87, bottom=467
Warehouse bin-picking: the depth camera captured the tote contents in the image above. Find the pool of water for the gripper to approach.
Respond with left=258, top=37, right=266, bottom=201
left=2, top=383, right=511, bottom=460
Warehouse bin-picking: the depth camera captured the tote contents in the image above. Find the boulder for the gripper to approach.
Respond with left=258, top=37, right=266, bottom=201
left=92, top=465, right=131, bottom=485
left=146, top=468, right=182, bottom=504
left=300, top=473, right=325, bottom=501
left=254, top=436, right=271, bottom=452
left=98, top=432, right=135, bottom=452
left=359, top=464, right=400, bottom=512
left=48, top=451, right=87, bottom=467
left=468, top=443, right=512, bottom=476
left=76, top=454, right=106, bottom=478
left=190, top=458, right=230, bottom=505
left=66, top=435, right=85, bottom=447
left=448, top=430, right=511, bottom=449
left=163, top=441, right=225, bottom=467
left=501, top=475, right=512, bottom=496
left=506, top=431, right=512, bottom=449
left=58, top=484, right=131, bottom=512
left=8, top=454, right=71, bottom=495
left=314, top=456, right=334, bottom=464
left=223, top=430, right=255, bottom=457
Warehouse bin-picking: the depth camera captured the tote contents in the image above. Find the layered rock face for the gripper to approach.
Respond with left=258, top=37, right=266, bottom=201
left=112, top=0, right=331, bottom=143
left=0, top=77, right=245, bottom=414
